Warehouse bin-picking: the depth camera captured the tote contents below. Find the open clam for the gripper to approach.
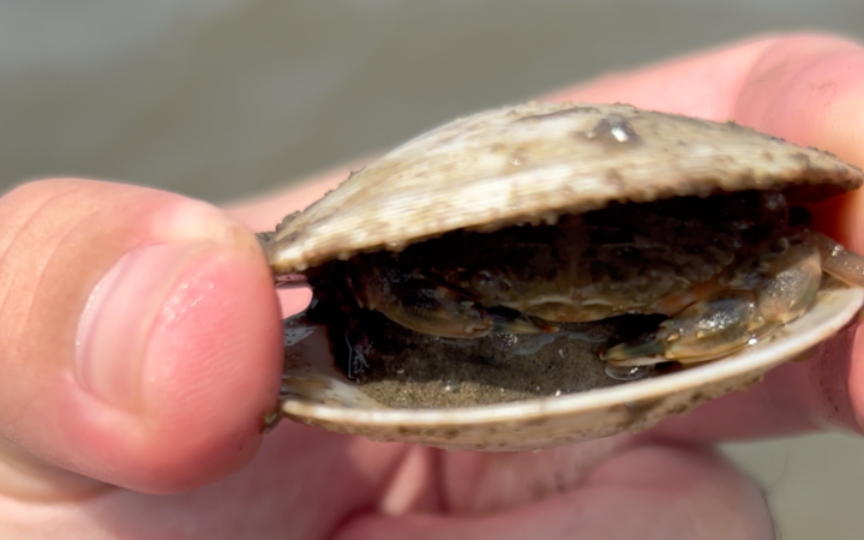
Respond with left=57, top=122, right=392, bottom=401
left=260, top=102, right=864, bottom=451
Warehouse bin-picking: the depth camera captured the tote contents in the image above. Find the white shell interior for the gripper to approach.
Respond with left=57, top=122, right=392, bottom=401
left=281, top=286, right=863, bottom=451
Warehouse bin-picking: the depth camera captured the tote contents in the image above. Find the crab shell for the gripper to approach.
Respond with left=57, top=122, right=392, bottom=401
left=268, top=102, right=864, bottom=451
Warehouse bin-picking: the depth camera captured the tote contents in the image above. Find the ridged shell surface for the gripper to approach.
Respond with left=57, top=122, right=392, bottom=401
left=265, top=101, right=862, bottom=273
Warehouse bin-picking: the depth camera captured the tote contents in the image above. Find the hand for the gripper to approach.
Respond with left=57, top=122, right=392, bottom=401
left=2, top=33, right=863, bottom=539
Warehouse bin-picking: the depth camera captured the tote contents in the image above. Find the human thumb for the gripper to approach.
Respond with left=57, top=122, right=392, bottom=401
left=0, top=178, right=283, bottom=497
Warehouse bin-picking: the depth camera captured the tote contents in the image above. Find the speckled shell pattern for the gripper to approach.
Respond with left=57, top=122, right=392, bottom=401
left=265, top=101, right=862, bottom=274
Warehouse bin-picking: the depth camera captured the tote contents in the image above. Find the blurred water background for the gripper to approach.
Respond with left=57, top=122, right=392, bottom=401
left=2, top=1, right=864, bottom=537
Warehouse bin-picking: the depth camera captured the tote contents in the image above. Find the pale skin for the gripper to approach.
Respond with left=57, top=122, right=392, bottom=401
left=2, top=33, right=864, bottom=539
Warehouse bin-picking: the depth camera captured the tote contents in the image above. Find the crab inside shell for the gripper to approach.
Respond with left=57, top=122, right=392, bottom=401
left=262, top=102, right=864, bottom=451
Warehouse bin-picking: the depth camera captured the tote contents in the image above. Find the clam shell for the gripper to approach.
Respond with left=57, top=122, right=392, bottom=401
left=281, top=286, right=862, bottom=450
left=269, top=101, right=864, bottom=451
left=265, top=102, right=862, bottom=272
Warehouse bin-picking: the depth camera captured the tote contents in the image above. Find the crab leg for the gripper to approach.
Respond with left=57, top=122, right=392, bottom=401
left=350, top=265, right=555, bottom=339
left=370, top=285, right=555, bottom=338
left=602, top=242, right=823, bottom=366
left=803, top=230, right=864, bottom=287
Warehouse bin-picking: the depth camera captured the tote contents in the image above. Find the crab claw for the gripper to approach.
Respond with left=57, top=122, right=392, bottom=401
left=602, top=292, right=758, bottom=366
left=373, top=286, right=556, bottom=338
left=603, top=241, right=824, bottom=367
left=350, top=264, right=556, bottom=339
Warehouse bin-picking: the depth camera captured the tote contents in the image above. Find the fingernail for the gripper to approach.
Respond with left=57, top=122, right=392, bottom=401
left=75, top=243, right=212, bottom=409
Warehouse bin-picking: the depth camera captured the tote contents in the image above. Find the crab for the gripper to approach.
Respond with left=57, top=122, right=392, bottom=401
left=259, top=102, right=864, bottom=451
left=342, top=192, right=864, bottom=367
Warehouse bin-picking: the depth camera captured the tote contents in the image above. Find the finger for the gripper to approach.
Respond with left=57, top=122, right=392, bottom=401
left=546, top=33, right=782, bottom=118
left=0, top=178, right=283, bottom=496
left=552, top=33, right=864, bottom=252
left=334, top=444, right=773, bottom=540
left=548, top=32, right=864, bottom=146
